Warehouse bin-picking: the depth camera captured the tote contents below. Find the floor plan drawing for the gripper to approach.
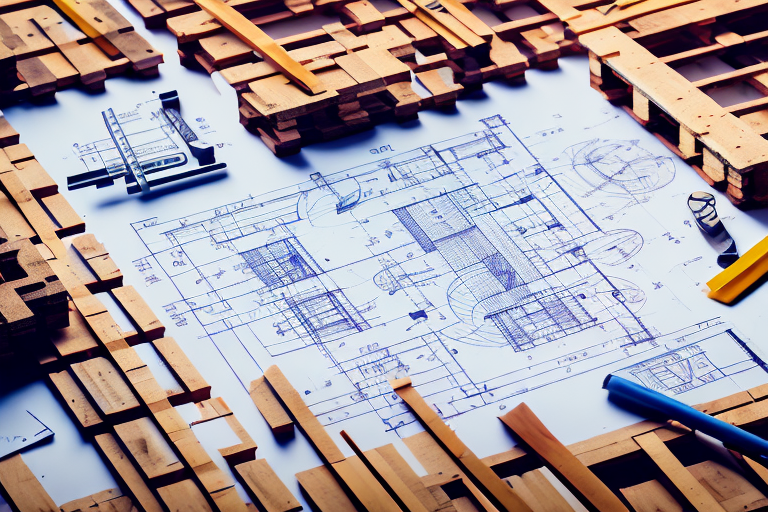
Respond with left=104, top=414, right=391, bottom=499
left=130, top=115, right=768, bottom=438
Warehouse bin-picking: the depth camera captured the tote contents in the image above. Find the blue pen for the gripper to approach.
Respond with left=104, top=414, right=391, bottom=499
left=603, top=374, right=768, bottom=463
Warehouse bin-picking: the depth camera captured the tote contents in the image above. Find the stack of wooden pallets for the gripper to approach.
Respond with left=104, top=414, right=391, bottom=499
left=0, top=0, right=162, bottom=104
left=124, top=0, right=581, bottom=155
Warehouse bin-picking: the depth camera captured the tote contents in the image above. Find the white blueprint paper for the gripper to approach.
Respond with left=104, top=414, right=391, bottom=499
left=6, top=49, right=768, bottom=506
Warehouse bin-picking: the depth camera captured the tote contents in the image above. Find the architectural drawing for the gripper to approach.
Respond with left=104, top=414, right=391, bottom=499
left=131, top=115, right=767, bottom=436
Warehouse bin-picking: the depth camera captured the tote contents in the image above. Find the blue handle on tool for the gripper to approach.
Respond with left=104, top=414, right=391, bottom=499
left=603, top=374, right=768, bottom=462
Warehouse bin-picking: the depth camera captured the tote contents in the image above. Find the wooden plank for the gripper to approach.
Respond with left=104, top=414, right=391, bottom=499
left=296, top=465, right=357, bottom=512
left=633, top=431, right=726, bottom=512
left=264, top=365, right=346, bottom=464
left=71, top=357, right=140, bottom=418
left=0, top=170, right=65, bottom=258
left=332, top=455, right=404, bottom=512
left=392, top=378, right=532, bottom=512
left=153, top=337, right=211, bottom=402
left=157, top=479, right=213, bottom=512
left=49, top=369, right=103, bottom=429
left=341, top=432, right=429, bottom=512
left=500, top=402, right=628, bottom=512
left=94, top=433, right=164, bottom=512
left=111, top=285, right=164, bottom=340
left=114, top=417, right=184, bottom=483
left=193, top=0, right=324, bottom=95
left=0, top=454, right=58, bottom=512
left=235, top=459, right=302, bottom=512
left=620, top=480, right=683, bottom=512
left=505, top=469, right=577, bottom=512
left=629, top=0, right=768, bottom=37
left=688, top=460, right=768, bottom=511
left=249, top=376, right=293, bottom=436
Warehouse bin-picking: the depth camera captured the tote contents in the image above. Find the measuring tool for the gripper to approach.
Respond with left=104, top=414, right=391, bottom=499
left=103, top=108, right=150, bottom=193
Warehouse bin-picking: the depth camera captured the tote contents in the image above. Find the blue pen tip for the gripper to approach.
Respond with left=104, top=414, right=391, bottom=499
left=602, top=374, right=613, bottom=389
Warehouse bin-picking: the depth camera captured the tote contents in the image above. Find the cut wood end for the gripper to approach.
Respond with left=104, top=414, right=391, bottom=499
left=390, top=376, right=412, bottom=390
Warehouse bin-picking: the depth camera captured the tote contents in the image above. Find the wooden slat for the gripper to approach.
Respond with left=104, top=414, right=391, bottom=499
left=249, top=376, right=293, bottom=436
left=500, top=403, right=629, bottom=512
left=392, top=378, right=531, bottom=512
left=71, top=357, right=140, bottom=418
left=114, top=417, right=185, bottom=483
left=153, top=337, right=211, bottom=402
left=193, top=0, right=324, bottom=94
left=0, top=454, right=57, bottom=512
left=263, top=365, right=346, bottom=464
left=49, top=369, right=103, bottom=429
left=633, top=431, right=726, bottom=512
left=296, top=465, right=357, bottom=512
left=236, top=459, right=302, bottom=512
left=342, top=431, right=429, bottom=512
left=111, top=285, right=165, bottom=340
left=505, top=469, right=577, bottom=512
left=621, top=480, right=682, bottom=512
left=94, top=433, right=165, bottom=512
left=157, top=479, right=213, bottom=512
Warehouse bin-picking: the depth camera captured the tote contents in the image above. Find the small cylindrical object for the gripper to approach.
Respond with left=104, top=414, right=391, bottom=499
left=604, top=374, right=768, bottom=461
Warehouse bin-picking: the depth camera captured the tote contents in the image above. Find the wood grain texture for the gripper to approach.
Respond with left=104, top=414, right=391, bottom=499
left=193, top=0, right=323, bottom=94
left=249, top=376, right=293, bottom=436
left=236, top=459, right=302, bottom=512
left=94, top=433, right=164, bottom=512
left=71, top=357, right=140, bottom=417
left=264, top=365, right=345, bottom=464
left=393, top=378, right=532, bottom=512
left=0, top=454, right=57, bottom=512
left=500, top=402, right=628, bottom=512
left=633, top=431, right=726, bottom=512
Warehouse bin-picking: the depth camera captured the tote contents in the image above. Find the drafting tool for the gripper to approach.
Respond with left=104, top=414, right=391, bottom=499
left=159, top=91, right=215, bottom=165
left=68, top=98, right=227, bottom=195
left=604, top=374, right=768, bottom=464
left=688, top=192, right=738, bottom=268
left=104, top=108, right=150, bottom=193
left=68, top=154, right=188, bottom=190
left=707, top=235, right=768, bottom=304
left=193, top=0, right=325, bottom=95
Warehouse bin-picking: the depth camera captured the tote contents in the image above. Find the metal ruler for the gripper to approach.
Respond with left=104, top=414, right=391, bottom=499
left=102, top=108, right=150, bottom=193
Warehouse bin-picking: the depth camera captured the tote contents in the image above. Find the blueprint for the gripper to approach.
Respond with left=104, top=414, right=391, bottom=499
left=129, top=113, right=768, bottom=449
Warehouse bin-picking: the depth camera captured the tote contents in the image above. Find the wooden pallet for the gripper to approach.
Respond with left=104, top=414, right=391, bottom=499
left=0, top=0, right=162, bottom=105
left=122, top=0, right=581, bottom=155
left=536, top=0, right=768, bottom=207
